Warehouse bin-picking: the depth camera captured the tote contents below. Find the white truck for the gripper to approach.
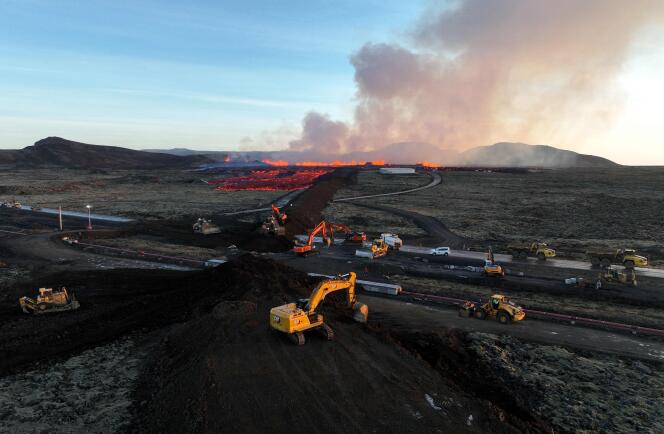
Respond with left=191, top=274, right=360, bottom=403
left=380, top=233, right=403, bottom=251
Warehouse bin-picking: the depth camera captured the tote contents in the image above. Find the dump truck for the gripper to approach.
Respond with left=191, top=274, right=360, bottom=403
left=459, top=294, right=525, bottom=324
left=587, top=248, right=647, bottom=269
left=19, top=287, right=80, bottom=314
left=355, top=239, right=389, bottom=259
left=270, top=272, right=368, bottom=345
left=508, top=242, right=556, bottom=261
left=380, top=233, right=402, bottom=251
left=193, top=218, right=221, bottom=235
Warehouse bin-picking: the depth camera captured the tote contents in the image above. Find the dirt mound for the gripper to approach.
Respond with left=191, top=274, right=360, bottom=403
left=0, top=255, right=313, bottom=376
left=130, top=217, right=293, bottom=252
left=130, top=272, right=512, bottom=433
left=285, top=168, right=357, bottom=236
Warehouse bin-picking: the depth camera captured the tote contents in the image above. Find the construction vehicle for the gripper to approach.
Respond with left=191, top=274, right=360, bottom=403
left=508, top=242, right=556, bottom=261
left=193, top=218, right=221, bottom=235
left=293, top=221, right=331, bottom=256
left=587, top=248, right=648, bottom=269
left=1, top=200, right=21, bottom=209
left=380, top=233, right=402, bottom=251
left=458, top=294, right=525, bottom=324
left=19, top=287, right=80, bottom=314
left=599, top=266, right=638, bottom=287
left=269, top=272, right=368, bottom=345
left=325, top=222, right=366, bottom=244
left=260, top=204, right=287, bottom=236
left=355, top=239, right=389, bottom=259
left=483, top=247, right=505, bottom=277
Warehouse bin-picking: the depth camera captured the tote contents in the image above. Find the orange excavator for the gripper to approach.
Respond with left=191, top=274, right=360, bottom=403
left=272, top=204, right=287, bottom=225
left=293, top=221, right=331, bottom=256
left=261, top=203, right=288, bottom=236
left=325, top=222, right=366, bottom=244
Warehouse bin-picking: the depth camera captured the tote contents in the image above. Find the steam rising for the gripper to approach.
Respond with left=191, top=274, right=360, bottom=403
left=289, top=0, right=664, bottom=159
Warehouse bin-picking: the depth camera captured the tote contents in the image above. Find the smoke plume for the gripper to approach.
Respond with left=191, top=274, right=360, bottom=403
left=289, top=0, right=664, bottom=157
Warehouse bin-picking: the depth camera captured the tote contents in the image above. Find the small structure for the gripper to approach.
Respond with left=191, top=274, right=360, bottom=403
left=378, top=167, right=415, bottom=175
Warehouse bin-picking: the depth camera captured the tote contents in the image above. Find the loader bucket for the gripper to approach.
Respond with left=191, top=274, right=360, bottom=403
left=352, top=302, right=369, bottom=323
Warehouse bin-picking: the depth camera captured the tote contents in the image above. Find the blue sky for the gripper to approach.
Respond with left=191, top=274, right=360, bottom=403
left=0, top=0, right=423, bottom=150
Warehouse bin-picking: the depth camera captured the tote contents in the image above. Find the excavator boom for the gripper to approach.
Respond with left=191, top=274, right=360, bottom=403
left=293, top=220, right=330, bottom=255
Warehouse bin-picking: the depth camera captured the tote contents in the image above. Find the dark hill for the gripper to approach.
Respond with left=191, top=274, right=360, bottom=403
left=456, top=142, right=618, bottom=168
left=0, top=137, right=211, bottom=169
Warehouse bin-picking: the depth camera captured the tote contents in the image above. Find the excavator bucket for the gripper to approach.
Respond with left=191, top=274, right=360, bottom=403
left=352, top=302, right=369, bottom=323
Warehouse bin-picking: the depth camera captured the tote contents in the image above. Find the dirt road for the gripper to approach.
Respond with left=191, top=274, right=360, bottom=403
left=366, top=296, right=664, bottom=362
left=334, top=171, right=442, bottom=201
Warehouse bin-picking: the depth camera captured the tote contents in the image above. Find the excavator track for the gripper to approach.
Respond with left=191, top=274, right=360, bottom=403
left=289, top=332, right=305, bottom=346
left=319, top=323, right=335, bottom=341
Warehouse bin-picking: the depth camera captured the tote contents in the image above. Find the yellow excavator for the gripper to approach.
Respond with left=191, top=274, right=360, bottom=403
left=483, top=247, right=505, bottom=278
left=269, top=272, right=368, bottom=345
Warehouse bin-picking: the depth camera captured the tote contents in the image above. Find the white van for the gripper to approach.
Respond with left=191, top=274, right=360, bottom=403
left=430, top=247, right=451, bottom=256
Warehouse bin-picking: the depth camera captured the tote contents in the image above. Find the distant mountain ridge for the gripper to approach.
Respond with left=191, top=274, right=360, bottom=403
left=0, top=137, right=616, bottom=169
left=150, top=141, right=618, bottom=168
left=0, top=137, right=211, bottom=169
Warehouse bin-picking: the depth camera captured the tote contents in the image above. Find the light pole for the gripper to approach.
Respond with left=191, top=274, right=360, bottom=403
left=86, top=204, right=92, bottom=230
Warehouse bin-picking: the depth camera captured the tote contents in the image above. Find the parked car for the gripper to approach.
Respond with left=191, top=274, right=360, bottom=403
left=430, top=247, right=451, bottom=256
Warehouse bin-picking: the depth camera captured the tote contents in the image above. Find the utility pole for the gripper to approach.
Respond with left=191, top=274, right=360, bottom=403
left=86, top=204, right=92, bottom=230
left=58, top=206, right=63, bottom=231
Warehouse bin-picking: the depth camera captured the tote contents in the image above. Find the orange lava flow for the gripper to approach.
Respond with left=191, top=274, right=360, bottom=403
left=261, top=159, right=388, bottom=167
left=261, top=159, right=289, bottom=166
left=208, top=168, right=332, bottom=191
left=417, top=160, right=442, bottom=169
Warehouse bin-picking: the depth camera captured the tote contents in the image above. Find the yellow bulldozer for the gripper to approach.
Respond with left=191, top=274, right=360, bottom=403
left=19, top=287, right=80, bottom=314
left=269, top=272, right=368, bottom=345
left=459, top=294, right=525, bottom=324
left=599, top=266, right=638, bottom=287
left=355, top=239, right=389, bottom=259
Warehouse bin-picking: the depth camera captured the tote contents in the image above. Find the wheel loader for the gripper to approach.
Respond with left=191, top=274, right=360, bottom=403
left=269, top=272, right=368, bottom=345
left=459, top=294, right=525, bottom=324
left=19, top=287, right=80, bottom=314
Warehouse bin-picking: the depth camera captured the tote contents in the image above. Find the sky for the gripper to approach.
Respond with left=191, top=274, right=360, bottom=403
left=0, top=0, right=663, bottom=165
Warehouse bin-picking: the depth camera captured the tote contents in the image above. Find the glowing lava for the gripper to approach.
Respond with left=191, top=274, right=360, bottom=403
left=417, top=161, right=442, bottom=169
left=208, top=169, right=332, bottom=191
left=261, top=159, right=289, bottom=166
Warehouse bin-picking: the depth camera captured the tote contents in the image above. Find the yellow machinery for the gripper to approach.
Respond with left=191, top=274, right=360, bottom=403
left=355, top=239, right=389, bottom=259
left=483, top=247, right=504, bottom=277
left=459, top=294, right=525, bottom=324
left=600, top=266, right=638, bottom=287
left=193, top=218, right=221, bottom=235
left=270, top=272, right=368, bottom=345
left=587, top=248, right=648, bottom=269
left=508, top=242, right=556, bottom=261
left=19, top=287, right=80, bottom=314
